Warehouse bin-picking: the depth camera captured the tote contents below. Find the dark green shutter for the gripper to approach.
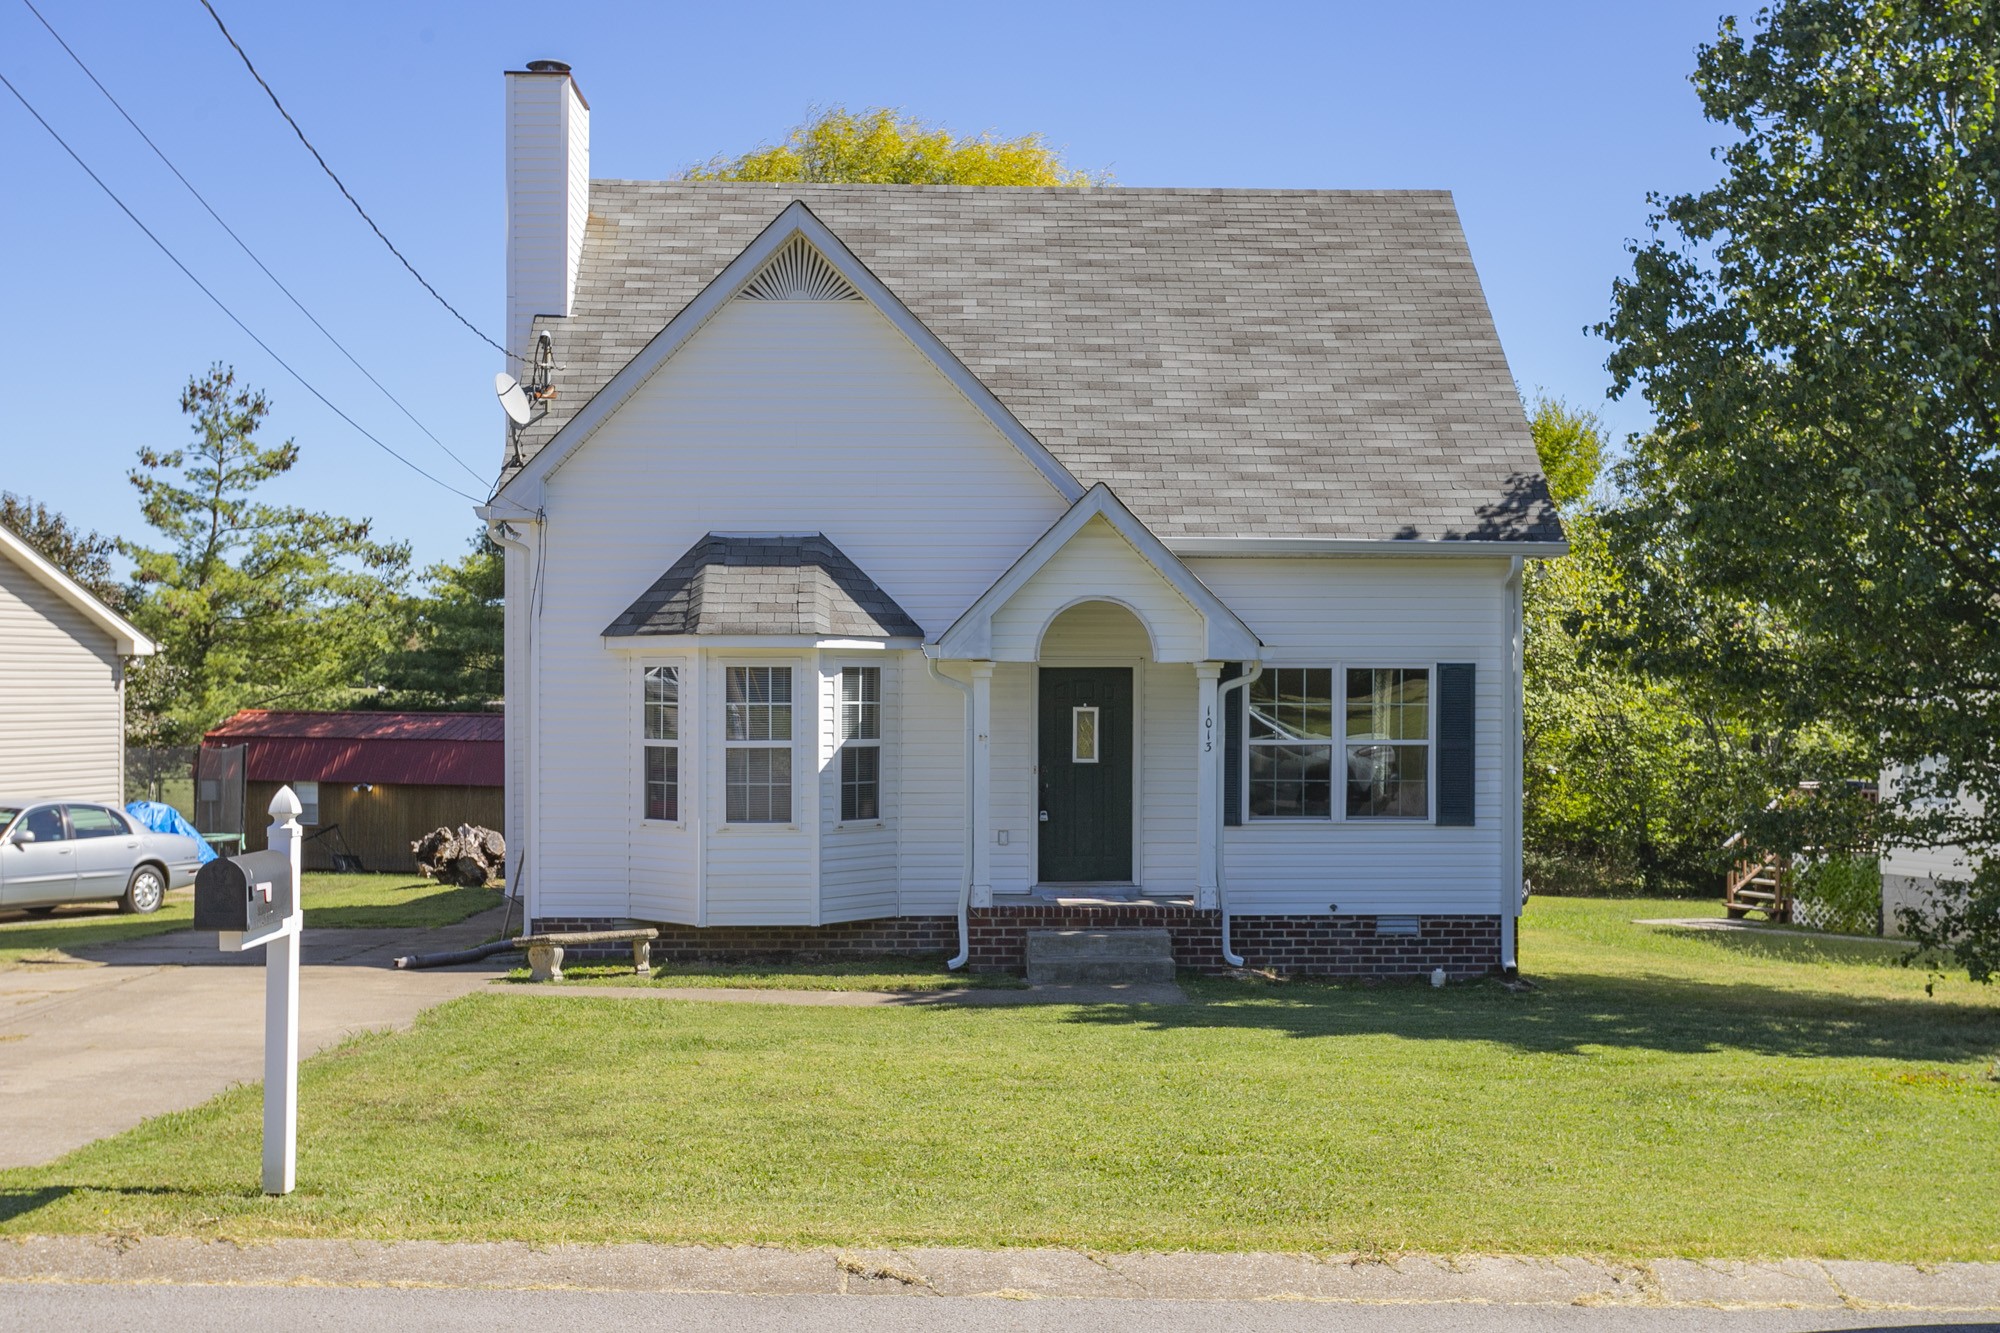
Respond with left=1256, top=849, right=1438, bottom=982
left=1436, top=662, right=1475, bottom=826
left=1222, top=662, right=1244, bottom=827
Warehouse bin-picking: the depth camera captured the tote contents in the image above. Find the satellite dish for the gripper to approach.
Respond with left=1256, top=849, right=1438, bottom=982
left=495, top=373, right=532, bottom=428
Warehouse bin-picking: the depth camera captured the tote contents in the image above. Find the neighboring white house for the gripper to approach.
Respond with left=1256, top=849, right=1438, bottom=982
left=0, top=522, right=154, bottom=803
left=1878, top=764, right=1981, bottom=937
left=480, top=63, right=1565, bottom=975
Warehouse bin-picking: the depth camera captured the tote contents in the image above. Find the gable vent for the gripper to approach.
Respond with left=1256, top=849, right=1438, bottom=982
left=738, top=236, right=861, bottom=302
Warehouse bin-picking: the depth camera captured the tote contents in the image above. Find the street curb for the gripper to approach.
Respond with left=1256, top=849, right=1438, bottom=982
left=0, top=1237, right=1996, bottom=1309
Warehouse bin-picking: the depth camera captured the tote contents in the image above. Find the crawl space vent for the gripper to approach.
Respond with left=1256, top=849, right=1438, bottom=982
left=1375, top=915, right=1421, bottom=938
left=739, top=237, right=861, bottom=302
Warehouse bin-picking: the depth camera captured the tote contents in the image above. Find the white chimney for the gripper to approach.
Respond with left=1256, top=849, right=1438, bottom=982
left=505, top=60, right=589, bottom=369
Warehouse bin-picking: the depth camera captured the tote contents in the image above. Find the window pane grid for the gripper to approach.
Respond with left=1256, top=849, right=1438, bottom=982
left=726, top=746, right=792, bottom=824
left=643, top=665, right=679, bottom=740
left=840, top=746, right=879, bottom=822
left=1247, top=669, right=1335, bottom=818
left=840, top=666, right=880, bottom=740
left=726, top=666, right=792, bottom=742
left=644, top=745, right=678, bottom=822
left=1344, top=668, right=1431, bottom=819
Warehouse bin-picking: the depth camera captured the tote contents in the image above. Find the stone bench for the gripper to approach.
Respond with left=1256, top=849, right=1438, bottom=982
left=511, top=928, right=659, bottom=982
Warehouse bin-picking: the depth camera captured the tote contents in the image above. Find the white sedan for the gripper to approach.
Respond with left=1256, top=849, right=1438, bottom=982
left=0, top=799, right=206, bottom=914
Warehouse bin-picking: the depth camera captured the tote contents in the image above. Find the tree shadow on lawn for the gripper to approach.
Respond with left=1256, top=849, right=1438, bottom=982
left=1066, top=969, right=2000, bottom=1066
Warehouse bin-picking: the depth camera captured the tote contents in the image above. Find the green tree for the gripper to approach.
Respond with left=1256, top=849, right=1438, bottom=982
left=123, top=365, right=409, bottom=745
left=1521, top=398, right=1770, bottom=893
left=0, top=491, right=126, bottom=610
left=369, top=530, right=504, bottom=711
left=1595, top=0, right=1994, bottom=972
left=684, top=106, right=1106, bottom=186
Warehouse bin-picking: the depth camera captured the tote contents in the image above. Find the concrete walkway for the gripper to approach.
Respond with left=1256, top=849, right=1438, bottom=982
left=0, top=909, right=508, bottom=1168
left=0, top=1236, right=1995, bottom=1313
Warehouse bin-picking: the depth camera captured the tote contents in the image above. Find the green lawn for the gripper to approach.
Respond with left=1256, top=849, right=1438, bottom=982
left=0, top=873, right=500, bottom=968
left=1, top=897, right=1994, bottom=1259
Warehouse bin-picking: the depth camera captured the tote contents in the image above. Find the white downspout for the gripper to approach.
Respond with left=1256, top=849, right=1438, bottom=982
left=1215, top=662, right=1264, bottom=968
left=1502, top=556, right=1525, bottom=974
left=488, top=516, right=541, bottom=933
left=925, top=650, right=975, bottom=970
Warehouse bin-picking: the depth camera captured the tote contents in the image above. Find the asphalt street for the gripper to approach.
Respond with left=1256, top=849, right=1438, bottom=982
left=1, top=1286, right=1995, bottom=1333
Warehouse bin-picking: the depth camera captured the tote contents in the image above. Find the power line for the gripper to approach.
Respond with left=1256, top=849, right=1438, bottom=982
left=196, top=0, right=522, bottom=365
left=20, top=0, right=486, bottom=485
left=0, top=66, right=486, bottom=505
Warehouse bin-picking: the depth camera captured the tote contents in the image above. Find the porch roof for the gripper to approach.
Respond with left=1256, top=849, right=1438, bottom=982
left=932, top=485, right=1262, bottom=664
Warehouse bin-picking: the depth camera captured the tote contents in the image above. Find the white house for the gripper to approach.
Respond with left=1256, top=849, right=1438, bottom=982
left=480, top=62, right=1564, bottom=976
left=0, top=522, right=155, bottom=802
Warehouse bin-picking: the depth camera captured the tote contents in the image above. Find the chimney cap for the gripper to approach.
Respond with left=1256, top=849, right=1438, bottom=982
left=524, top=59, right=571, bottom=73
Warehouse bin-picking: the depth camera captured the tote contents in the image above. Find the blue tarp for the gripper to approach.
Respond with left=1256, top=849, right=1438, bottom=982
left=125, top=801, right=219, bottom=864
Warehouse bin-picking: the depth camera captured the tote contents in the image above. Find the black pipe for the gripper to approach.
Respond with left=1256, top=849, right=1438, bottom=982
left=392, top=940, right=513, bottom=970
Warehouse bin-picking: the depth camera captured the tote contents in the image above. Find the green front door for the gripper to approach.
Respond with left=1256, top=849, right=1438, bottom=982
left=1038, top=667, right=1133, bottom=883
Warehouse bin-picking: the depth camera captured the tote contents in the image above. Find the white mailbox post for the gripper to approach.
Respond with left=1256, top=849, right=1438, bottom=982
left=194, top=787, right=304, bottom=1195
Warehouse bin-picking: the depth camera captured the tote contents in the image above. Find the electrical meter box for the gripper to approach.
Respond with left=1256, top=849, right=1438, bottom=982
left=194, top=849, right=296, bottom=938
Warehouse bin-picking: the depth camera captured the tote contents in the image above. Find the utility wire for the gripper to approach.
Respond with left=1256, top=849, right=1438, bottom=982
left=195, top=0, right=522, bottom=365
left=0, top=66, right=485, bottom=505
left=20, top=0, right=486, bottom=485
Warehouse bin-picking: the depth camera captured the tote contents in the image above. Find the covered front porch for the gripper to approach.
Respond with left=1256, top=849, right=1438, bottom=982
left=926, top=484, right=1263, bottom=911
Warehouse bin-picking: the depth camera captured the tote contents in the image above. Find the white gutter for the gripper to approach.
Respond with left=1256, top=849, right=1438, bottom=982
left=924, top=650, right=976, bottom=970
left=1215, top=662, right=1264, bottom=967
left=1168, top=537, right=1570, bottom=560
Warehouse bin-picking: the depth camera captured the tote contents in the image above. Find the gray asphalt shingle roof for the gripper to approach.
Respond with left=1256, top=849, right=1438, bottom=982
left=518, top=183, right=1559, bottom=544
left=603, top=533, right=925, bottom=639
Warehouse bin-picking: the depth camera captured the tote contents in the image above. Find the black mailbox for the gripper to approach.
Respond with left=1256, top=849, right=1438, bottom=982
left=194, top=850, right=296, bottom=934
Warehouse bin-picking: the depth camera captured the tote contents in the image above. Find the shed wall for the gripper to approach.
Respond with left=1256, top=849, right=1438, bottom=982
left=242, top=780, right=505, bottom=873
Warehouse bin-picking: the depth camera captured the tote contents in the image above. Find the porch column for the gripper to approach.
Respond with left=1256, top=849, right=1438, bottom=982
left=1194, top=661, right=1223, bottom=909
left=970, top=661, right=995, bottom=908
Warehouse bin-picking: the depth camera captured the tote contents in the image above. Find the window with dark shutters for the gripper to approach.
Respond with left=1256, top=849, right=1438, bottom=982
left=1435, top=662, right=1476, bottom=826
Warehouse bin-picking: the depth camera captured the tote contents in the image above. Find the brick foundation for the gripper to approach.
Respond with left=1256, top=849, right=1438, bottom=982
left=530, top=907, right=1502, bottom=978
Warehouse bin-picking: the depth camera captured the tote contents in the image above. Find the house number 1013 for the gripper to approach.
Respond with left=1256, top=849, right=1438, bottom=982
left=1202, top=703, right=1214, bottom=753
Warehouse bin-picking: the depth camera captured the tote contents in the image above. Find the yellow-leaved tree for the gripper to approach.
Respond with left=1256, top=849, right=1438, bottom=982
left=683, top=106, right=1106, bottom=186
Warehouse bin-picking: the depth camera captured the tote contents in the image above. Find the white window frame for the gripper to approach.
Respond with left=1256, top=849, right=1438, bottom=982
left=639, top=662, right=683, bottom=825
left=835, top=664, right=884, bottom=827
left=722, top=661, right=797, bottom=827
left=1341, top=664, right=1435, bottom=823
left=1244, top=666, right=1337, bottom=822
left=1241, top=663, right=1439, bottom=826
left=1071, top=705, right=1101, bottom=764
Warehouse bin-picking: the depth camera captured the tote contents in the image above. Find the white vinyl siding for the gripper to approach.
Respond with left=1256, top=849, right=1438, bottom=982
left=1196, top=556, right=1514, bottom=918
left=524, top=297, right=1064, bottom=925
left=0, top=553, right=125, bottom=803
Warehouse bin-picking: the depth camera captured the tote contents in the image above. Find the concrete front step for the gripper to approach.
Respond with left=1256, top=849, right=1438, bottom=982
left=1025, top=928, right=1177, bottom=985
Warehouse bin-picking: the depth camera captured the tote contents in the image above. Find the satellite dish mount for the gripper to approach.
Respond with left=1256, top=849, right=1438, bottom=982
left=497, top=332, right=559, bottom=464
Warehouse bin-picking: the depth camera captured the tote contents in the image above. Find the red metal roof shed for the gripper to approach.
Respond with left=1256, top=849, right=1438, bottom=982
left=202, top=711, right=503, bottom=787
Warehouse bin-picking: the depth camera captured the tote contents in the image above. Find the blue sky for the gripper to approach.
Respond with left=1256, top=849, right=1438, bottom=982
left=1, top=0, right=1730, bottom=572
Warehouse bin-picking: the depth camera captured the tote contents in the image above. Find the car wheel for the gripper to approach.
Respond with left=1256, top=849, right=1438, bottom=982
left=121, top=865, right=166, bottom=915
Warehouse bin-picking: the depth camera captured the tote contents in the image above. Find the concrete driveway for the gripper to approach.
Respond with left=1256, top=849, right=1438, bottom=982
left=0, top=909, right=508, bottom=1167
